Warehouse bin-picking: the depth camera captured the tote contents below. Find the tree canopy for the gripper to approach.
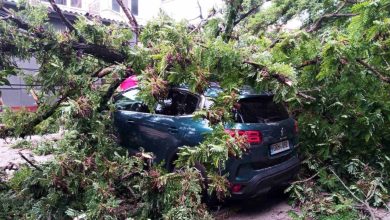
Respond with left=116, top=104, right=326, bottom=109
left=0, top=0, right=389, bottom=219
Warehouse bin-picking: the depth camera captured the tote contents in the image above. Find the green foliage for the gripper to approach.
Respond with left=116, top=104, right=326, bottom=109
left=1, top=112, right=212, bottom=219
left=12, top=139, right=32, bottom=149
left=1, top=0, right=390, bottom=219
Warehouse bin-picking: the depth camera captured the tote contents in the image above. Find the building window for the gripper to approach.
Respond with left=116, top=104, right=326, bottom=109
left=112, top=0, right=120, bottom=12
left=55, top=0, right=67, bottom=5
left=42, top=0, right=67, bottom=4
left=71, top=0, right=82, bottom=8
left=131, top=0, right=138, bottom=16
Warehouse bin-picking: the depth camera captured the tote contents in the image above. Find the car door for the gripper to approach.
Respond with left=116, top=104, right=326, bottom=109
left=113, top=88, right=149, bottom=153
left=114, top=88, right=205, bottom=163
left=134, top=88, right=203, bottom=163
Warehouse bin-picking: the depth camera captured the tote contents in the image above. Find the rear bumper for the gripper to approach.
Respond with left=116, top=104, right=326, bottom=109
left=230, top=155, right=300, bottom=199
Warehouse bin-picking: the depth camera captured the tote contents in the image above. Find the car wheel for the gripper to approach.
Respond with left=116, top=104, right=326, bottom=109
left=169, top=158, right=213, bottom=205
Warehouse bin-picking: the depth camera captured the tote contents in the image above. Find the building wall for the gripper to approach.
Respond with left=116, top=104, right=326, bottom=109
left=1, top=0, right=224, bottom=109
left=1, top=0, right=150, bottom=110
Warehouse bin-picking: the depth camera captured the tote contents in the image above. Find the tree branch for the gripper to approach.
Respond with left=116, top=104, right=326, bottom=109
left=116, top=0, right=139, bottom=37
left=71, top=43, right=126, bottom=63
left=18, top=152, right=43, bottom=171
left=356, top=59, right=390, bottom=84
left=308, top=13, right=357, bottom=32
left=297, top=57, right=321, bottom=68
left=244, top=60, right=316, bottom=101
left=307, top=1, right=358, bottom=32
left=97, top=67, right=135, bottom=112
left=189, top=8, right=217, bottom=34
left=0, top=7, right=30, bottom=30
left=329, top=168, right=377, bottom=220
left=223, top=0, right=243, bottom=42
left=196, top=0, right=204, bottom=20
left=291, top=171, right=320, bottom=184
left=47, top=0, right=78, bottom=34
left=244, top=60, right=292, bottom=86
left=0, top=89, right=72, bottom=138
left=234, top=2, right=263, bottom=26
left=1, top=7, right=127, bottom=63
left=307, top=1, right=357, bottom=33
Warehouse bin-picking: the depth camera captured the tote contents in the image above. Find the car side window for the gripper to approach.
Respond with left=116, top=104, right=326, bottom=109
left=155, top=89, right=199, bottom=116
left=114, top=89, right=149, bottom=113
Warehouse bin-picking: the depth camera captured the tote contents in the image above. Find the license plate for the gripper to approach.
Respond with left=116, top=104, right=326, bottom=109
left=270, top=140, right=290, bottom=155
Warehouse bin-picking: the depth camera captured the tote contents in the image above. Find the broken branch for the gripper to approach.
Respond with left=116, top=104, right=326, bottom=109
left=48, top=0, right=78, bottom=34
left=308, top=2, right=357, bottom=33
left=1, top=8, right=125, bottom=64
left=116, top=0, right=139, bottom=36
left=244, top=60, right=316, bottom=101
left=297, top=58, right=321, bottom=68
left=329, top=168, right=377, bottom=220
left=18, top=152, right=43, bottom=171
left=234, top=2, right=263, bottom=26
left=96, top=67, right=135, bottom=112
left=356, top=59, right=390, bottom=84
left=291, top=171, right=320, bottom=184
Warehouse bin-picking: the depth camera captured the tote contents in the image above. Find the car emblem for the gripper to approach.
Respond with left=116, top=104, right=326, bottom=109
left=280, top=127, right=285, bottom=137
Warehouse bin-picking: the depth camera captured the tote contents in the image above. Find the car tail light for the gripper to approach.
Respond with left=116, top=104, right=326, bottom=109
left=231, top=184, right=242, bottom=193
left=226, top=129, right=262, bottom=144
left=294, top=120, right=299, bottom=134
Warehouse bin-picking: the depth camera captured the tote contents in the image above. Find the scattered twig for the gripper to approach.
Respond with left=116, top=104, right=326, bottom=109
left=18, top=152, right=42, bottom=171
left=30, top=89, right=40, bottom=105
left=291, top=171, right=320, bottom=184
left=296, top=92, right=315, bottom=101
left=329, top=168, right=377, bottom=220
left=2, top=162, right=19, bottom=171
left=0, top=15, right=10, bottom=20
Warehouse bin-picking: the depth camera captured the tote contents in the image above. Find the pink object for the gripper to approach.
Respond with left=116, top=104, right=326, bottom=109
left=120, top=75, right=138, bottom=91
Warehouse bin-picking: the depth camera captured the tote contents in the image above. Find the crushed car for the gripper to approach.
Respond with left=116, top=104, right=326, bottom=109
left=113, top=82, right=300, bottom=199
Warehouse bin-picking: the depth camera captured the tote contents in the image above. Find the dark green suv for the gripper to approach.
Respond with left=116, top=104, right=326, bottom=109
left=114, top=85, right=300, bottom=199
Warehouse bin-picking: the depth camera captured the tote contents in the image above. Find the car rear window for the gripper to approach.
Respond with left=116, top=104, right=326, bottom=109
left=235, top=96, right=289, bottom=123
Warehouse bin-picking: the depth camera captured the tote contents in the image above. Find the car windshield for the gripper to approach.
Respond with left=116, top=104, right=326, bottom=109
left=115, top=88, right=200, bottom=115
left=114, top=89, right=149, bottom=112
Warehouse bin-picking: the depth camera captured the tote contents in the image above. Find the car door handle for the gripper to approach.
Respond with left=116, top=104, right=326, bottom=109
left=127, top=120, right=135, bottom=123
left=168, top=127, right=178, bottom=133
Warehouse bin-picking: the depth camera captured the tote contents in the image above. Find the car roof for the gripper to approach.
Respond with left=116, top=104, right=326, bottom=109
left=118, top=76, right=273, bottom=98
left=119, top=83, right=273, bottom=99
left=173, top=84, right=273, bottom=98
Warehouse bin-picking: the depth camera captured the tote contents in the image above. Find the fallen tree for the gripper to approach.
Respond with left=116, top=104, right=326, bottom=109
left=0, top=0, right=389, bottom=219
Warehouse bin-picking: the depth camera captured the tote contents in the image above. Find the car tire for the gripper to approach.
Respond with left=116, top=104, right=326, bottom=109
left=191, top=162, right=220, bottom=208
left=169, top=158, right=216, bottom=206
